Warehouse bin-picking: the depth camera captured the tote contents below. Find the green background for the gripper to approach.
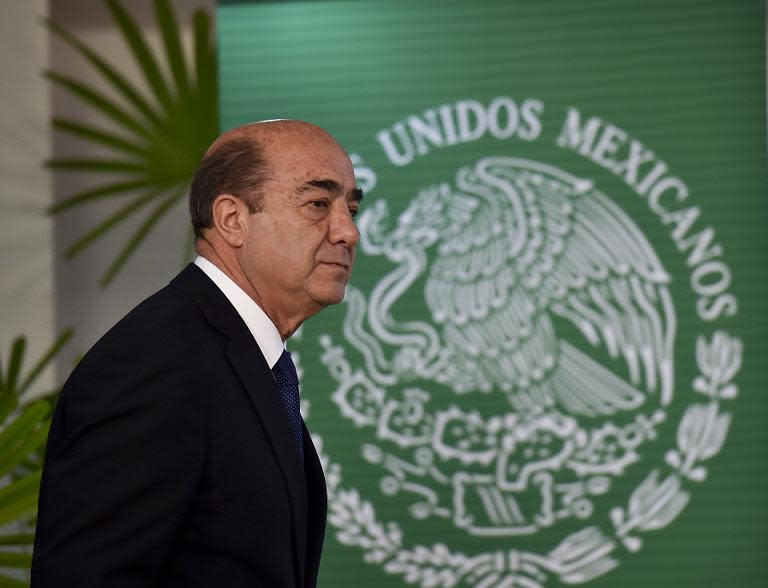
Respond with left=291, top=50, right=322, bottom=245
left=218, top=1, right=767, bottom=586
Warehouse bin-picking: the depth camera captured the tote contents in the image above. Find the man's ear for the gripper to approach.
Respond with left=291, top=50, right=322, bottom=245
left=211, top=194, right=248, bottom=247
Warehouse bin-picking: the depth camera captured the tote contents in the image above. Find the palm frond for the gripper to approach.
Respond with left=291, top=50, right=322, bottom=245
left=5, top=339, right=25, bottom=396
left=44, top=71, right=152, bottom=140
left=49, top=179, right=155, bottom=214
left=194, top=9, right=217, bottom=104
left=0, top=402, right=50, bottom=480
left=101, top=186, right=186, bottom=286
left=52, top=118, right=151, bottom=157
left=47, top=157, right=147, bottom=174
left=47, top=0, right=219, bottom=286
left=0, top=534, right=35, bottom=547
left=45, top=18, right=161, bottom=127
left=106, top=0, right=172, bottom=111
left=155, top=0, right=189, bottom=97
left=0, top=573, right=31, bottom=588
left=17, top=329, right=72, bottom=396
left=0, top=335, right=71, bottom=581
left=0, top=552, right=33, bottom=570
left=66, top=187, right=166, bottom=257
left=0, top=472, right=43, bottom=527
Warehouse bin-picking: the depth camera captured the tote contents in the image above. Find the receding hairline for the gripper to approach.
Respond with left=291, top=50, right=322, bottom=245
left=203, top=119, right=341, bottom=161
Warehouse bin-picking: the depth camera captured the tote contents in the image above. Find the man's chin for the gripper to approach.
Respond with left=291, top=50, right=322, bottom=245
left=311, top=284, right=348, bottom=308
left=324, top=289, right=347, bottom=306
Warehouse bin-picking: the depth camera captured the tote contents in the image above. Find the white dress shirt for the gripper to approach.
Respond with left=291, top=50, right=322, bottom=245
left=194, top=255, right=285, bottom=369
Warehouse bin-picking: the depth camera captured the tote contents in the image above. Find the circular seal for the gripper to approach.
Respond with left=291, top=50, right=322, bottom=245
left=296, top=152, right=742, bottom=587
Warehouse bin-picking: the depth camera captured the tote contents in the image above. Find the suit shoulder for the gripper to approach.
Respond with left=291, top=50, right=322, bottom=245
left=97, top=282, right=220, bottom=358
left=63, top=282, right=225, bottom=403
left=53, top=281, right=227, bottom=438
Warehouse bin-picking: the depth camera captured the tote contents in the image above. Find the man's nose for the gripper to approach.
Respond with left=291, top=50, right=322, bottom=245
left=329, top=203, right=360, bottom=247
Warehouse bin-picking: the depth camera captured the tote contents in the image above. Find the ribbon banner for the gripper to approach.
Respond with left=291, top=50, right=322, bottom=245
left=218, top=1, right=767, bottom=586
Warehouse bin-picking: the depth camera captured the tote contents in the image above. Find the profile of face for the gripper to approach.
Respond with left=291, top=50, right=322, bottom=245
left=235, top=123, right=361, bottom=323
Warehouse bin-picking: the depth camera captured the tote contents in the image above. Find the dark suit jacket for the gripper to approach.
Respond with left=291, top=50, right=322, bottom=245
left=32, top=264, right=327, bottom=587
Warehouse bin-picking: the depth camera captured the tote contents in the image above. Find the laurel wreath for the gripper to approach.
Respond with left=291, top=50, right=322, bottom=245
left=310, top=330, right=741, bottom=587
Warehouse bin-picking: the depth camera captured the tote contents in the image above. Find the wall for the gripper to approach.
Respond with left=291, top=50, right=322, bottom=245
left=0, top=0, right=53, bottom=400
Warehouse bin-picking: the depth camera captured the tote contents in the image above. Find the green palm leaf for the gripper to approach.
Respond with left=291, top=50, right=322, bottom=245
left=0, top=571, right=30, bottom=588
left=105, top=0, right=173, bottom=111
left=48, top=158, right=148, bottom=174
left=45, top=18, right=161, bottom=127
left=0, top=332, right=72, bottom=582
left=155, top=0, right=189, bottom=98
left=65, top=186, right=167, bottom=257
left=44, top=71, right=153, bottom=140
left=49, top=179, right=155, bottom=214
left=47, top=0, right=219, bottom=286
left=194, top=10, right=217, bottom=106
left=101, top=186, right=186, bottom=286
left=52, top=118, right=152, bottom=157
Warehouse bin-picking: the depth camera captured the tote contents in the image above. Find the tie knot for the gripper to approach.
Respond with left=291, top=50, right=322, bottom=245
left=273, top=350, right=298, bottom=383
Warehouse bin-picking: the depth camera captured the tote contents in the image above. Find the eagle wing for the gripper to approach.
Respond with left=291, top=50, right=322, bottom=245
left=425, top=157, right=675, bottom=414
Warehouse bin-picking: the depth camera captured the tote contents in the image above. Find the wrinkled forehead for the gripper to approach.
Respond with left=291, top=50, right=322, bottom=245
left=263, top=127, right=355, bottom=185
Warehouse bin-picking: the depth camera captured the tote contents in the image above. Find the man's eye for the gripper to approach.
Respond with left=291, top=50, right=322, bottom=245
left=309, top=200, right=328, bottom=209
left=349, top=207, right=359, bottom=218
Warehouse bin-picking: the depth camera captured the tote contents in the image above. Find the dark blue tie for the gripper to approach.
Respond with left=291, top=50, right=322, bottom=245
left=272, top=350, right=304, bottom=461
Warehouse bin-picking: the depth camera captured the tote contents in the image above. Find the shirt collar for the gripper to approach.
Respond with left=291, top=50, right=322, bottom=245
left=194, top=255, right=285, bottom=369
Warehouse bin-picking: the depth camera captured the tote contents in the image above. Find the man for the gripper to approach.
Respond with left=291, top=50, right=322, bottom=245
left=32, top=120, right=362, bottom=587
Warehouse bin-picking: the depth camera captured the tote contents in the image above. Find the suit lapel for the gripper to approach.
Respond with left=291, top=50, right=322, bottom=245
left=226, top=333, right=308, bottom=586
left=171, top=264, right=308, bottom=587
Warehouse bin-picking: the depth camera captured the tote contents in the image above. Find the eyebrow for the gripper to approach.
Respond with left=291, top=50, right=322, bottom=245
left=299, top=178, right=364, bottom=202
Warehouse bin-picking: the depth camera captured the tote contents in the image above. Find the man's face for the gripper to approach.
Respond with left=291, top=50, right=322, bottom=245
left=237, top=129, right=361, bottom=321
